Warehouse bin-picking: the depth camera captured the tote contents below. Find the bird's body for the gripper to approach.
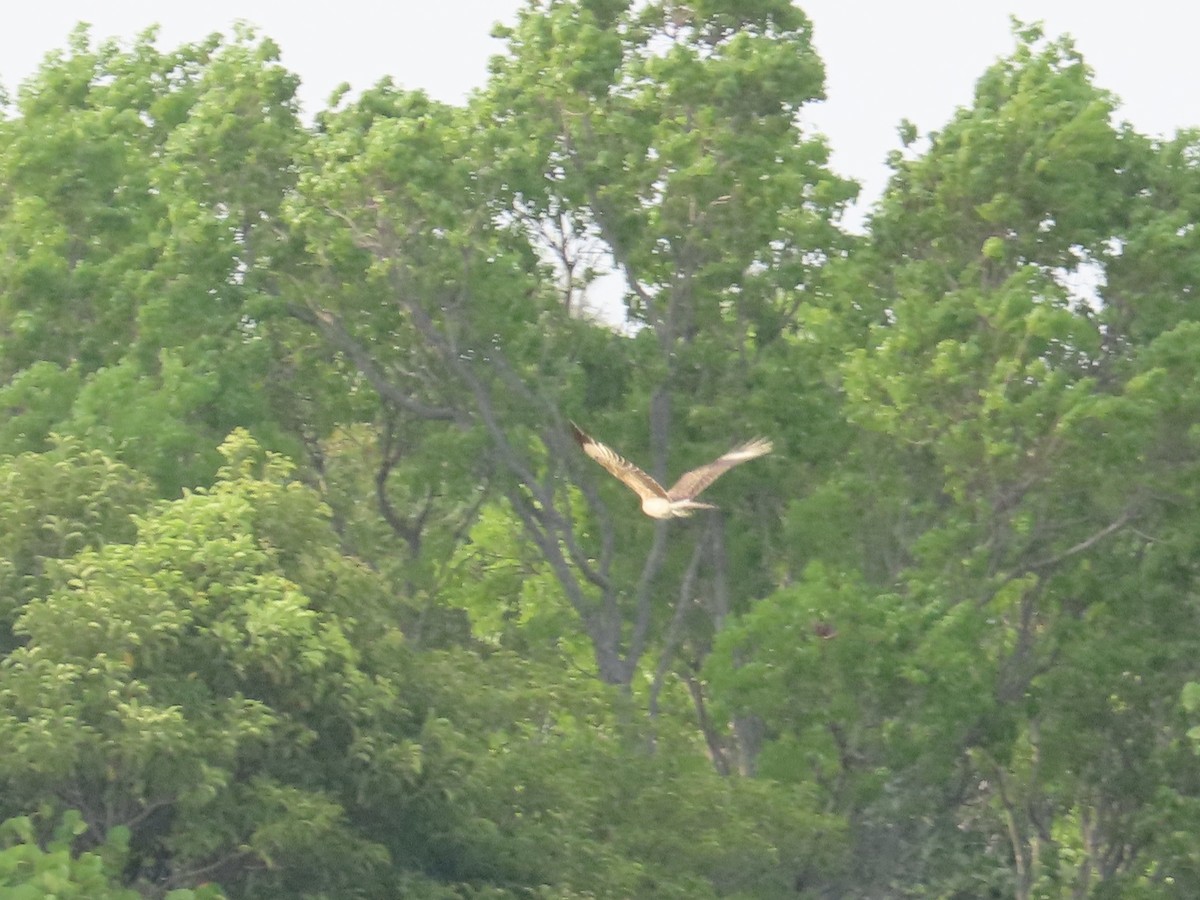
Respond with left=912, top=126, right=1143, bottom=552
left=570, top=422, right=772, bottom=518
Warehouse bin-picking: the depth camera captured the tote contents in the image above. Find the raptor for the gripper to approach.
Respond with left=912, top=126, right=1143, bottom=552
left=570, top=422, right=772, bottom=519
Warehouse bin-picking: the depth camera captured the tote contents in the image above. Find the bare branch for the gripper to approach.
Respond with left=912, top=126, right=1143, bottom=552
left=1027, top=510, right=1133, bottom=571
left=628, top=521, right=670, bottom=665
left=288, top=302, right=462, bottom=422
left=683, top=671, right=731, bottom=776
left=649, top=532, right=707, bottom=719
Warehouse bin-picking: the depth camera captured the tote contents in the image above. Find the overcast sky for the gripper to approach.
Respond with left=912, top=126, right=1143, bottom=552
left=2, top=1, right=1197, bottom=224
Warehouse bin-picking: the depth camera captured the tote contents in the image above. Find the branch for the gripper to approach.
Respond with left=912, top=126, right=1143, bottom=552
left=706, top=514, right=730, bottom=630
left=683, top=671, right=731, bottom=776
left=484, top=353, right=614, bottom=590
left=374, top=418, right=437, bottom=556
left=626, top=387, right=676, bottom=641
left=391, top=271, right=611, bottom=594
left=537, top=417, right=617, bottom=584
left=553, top=430, right=616, bottom=576
left=554, top=104, right=662, bottom=332
left=168, top=847, right=261, bottom=890
left=444, top=346, right=610, bottom=595
left=322, top=215, right=627, bottom=672
left=629, top=521, right=671, bottom=662
left=1026, top=510, right=1132, bottom=571
left=288, top=302, right=462, bottom=422
left=648, top=532, right=707, bottom=719
left=503, top=484, right=597, bottom=627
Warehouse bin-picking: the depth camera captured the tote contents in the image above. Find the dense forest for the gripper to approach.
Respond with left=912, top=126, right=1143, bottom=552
left=1, top=1, right=1198, bottom=897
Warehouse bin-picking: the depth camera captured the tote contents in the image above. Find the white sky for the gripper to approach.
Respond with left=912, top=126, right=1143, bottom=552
left=2, top=1, right=1197, bottom=226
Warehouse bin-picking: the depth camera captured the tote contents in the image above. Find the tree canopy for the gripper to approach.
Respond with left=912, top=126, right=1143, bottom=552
left=1, top=6, right=1198, bottom=898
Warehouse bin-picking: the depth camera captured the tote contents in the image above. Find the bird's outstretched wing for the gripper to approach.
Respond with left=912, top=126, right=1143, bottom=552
left=570, top=422, right=669, bottom=502
left=666, top=437, right=773, bottom=501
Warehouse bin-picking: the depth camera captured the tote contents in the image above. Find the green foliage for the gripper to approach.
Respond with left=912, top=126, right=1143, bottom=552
left=724, top=20, right=1200, bottom=899
left=0, top=432, right=400, bottom=895
left=0, top=25, right=307, bottom=495
left=0, top=431, right=839, bottom=897
left=2, top=8, right=1200, bottom=899
left=0, top=438, right=152, bottom=651
left=0, top=811, right=224, bottom=899
left=0, top=362, right=82, bottom=456
left=874, top=21, right=1134, bottom=271
left=0, top=812, right=139, bottom=899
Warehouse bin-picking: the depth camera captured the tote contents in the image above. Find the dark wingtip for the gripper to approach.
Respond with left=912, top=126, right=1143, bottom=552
left=568, top=421, right=589, bottom=448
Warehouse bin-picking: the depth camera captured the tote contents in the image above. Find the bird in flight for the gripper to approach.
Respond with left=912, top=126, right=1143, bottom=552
left=570, top=422, right=772, bottom=519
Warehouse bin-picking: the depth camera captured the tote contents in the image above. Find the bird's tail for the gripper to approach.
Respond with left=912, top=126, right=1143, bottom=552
left=671, top=500, right=718, bottom=517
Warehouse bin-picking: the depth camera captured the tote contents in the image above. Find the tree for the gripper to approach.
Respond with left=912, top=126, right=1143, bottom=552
left=711, top=23, right=1200, bottom=897
left=286, top=0, right=857, bottom=728
left=0, top=433, right=842, bottom=897
left=0, top=26, right=184, bottom=380
left=4, top=10, right=1199, bottom=898
left=0, top=433, right=402, bottom=895
left=0, top=25, right=309, bottom=495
